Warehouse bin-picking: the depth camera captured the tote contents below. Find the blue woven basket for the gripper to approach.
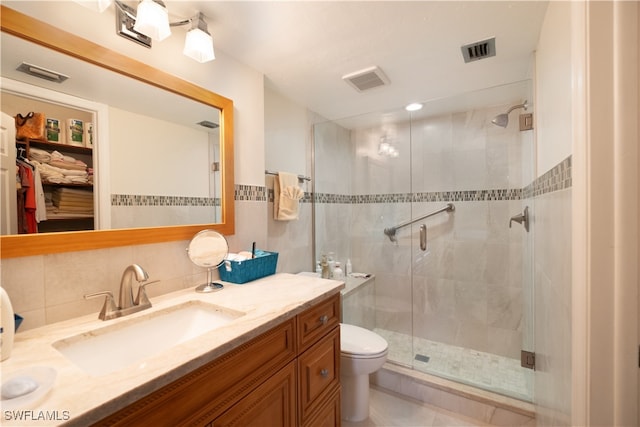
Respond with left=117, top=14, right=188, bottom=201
left=218, top=251, right=278, bottom=284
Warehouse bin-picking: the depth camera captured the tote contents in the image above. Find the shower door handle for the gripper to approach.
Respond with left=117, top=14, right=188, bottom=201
left=419, top=224, right=427, bottom=251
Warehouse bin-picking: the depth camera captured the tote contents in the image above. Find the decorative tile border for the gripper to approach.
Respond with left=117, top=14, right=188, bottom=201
left=111, top=194, right=219, bottom=206
left=236, top=184, right=267, bottom=201
left=523, top=155, right=572, bottom=199
left=231, top=155, right=572, bottom=203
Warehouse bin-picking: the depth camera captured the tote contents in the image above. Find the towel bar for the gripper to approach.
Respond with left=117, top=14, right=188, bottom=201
left=265, top=170, right=311, bottom=183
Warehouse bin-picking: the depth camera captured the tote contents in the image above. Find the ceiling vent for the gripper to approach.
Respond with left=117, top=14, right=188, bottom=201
left=197, top=120, right=219, bottom=129
left=342, top=66, right=390, bottom=92
left=16, top=62, right=69, bottom=83
left=461, top=37, right=496, bottom=63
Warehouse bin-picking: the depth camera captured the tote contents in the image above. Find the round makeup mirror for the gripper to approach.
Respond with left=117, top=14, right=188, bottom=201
left=187, top=229, right=228, bottom=293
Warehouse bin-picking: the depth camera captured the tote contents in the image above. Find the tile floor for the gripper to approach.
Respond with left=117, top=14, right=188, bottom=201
left=375, top=329, right=533, bottom=402
left=343, top=387, right=488, bottom=427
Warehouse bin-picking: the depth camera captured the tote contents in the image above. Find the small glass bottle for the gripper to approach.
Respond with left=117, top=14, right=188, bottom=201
left=327, top=252, right=336, bottom=279
left=320, top=255, right=330, bottom=279
left=346, top=259, right=352, bottom=276
left=333, top=262, right=344, bottom=280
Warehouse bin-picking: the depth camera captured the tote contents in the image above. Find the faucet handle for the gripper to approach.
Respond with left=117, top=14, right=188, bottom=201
left=134, top=280, right=159, bottom=307
left=85, top=291, right=118, bottom=321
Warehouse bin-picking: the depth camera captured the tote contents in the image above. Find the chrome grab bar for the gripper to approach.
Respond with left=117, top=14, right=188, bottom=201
left=384, top=203, right=455, bottom=243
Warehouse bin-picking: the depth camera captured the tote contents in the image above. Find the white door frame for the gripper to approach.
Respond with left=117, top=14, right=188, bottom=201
left=572, top=1, right=639, bottom=425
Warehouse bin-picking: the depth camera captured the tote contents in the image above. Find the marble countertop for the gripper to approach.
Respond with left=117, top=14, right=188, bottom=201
left=297, top=271, right=374, bottom=297
left=0, top=273, right=344, bottom=426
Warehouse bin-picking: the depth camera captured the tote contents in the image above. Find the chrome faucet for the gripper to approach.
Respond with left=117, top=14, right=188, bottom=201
left=119, top=264, right=149, bottom=309
left=85, top=264, right=158, bottom=321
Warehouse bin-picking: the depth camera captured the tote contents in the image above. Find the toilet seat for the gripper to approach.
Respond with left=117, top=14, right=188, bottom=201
left=340, top=323, right=388, bottom=358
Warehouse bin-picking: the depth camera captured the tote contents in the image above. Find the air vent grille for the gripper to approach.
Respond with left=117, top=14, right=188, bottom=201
left=16, top=62, right=69, bottom=83
left=197, top=120, right=219, bottom=129
left=342, top=66, right=390, bottom=92
left=461, top=37, right=496, bottom=63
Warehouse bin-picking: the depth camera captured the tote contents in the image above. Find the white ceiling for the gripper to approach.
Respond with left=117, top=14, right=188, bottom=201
left=1, top=1, right=549, bottom=128
left=183, top=1, right=549, bottom=121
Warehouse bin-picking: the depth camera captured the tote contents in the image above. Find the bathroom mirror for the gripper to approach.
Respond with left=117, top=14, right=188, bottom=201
left=187, top=229, right=229, bottom=293
left=0, top=6, right=234, bottom=258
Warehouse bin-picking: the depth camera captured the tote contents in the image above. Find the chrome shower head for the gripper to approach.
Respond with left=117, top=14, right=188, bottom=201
left=491, top=100, right=528, bottom=128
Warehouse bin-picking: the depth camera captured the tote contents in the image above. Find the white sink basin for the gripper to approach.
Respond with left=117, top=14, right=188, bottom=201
left=53, top=301, right=245, bottom=376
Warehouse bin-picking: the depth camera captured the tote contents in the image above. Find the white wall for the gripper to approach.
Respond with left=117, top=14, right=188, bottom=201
left=109, top=107, right=210, bottom=196
left=535, top=0, right=572, bottom=174
left=264, top=85, right=314, bottom=273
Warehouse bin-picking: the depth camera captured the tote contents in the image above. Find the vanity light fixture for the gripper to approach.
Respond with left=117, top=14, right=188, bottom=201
left=133, top=0, right=171, bottom=42
left=79, top=0, right=216, bottom=63
left=183, top=13, right=215, bottom=63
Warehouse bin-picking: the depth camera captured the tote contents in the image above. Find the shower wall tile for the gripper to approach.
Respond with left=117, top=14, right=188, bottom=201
left=452, top=110, right=487, bottom=152
left=533, top=188, right=572, bottom=426
left=315, top=202, right=352, bottom=266
left=315, top=102, right=553, bottom=366
left=453, top=149, right=488, bottom=189
left=342, top=278, right=376, bottom=329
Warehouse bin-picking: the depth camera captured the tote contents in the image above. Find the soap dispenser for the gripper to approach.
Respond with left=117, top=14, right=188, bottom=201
left=1, top=287, right=15, bottom=361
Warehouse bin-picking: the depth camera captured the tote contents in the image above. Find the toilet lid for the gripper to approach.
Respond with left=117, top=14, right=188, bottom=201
left=340, top=323, right=388, bottom=356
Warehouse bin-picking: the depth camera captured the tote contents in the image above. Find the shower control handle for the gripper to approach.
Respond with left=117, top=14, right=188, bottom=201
left=509, top=206, right=530, bottom=232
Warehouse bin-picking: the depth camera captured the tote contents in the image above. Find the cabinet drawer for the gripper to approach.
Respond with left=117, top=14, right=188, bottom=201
left=95, top=318, right=296, bottom=426
left=297, top=293, right=340, bottom=352
left=298, top=326, right=340, bottom=425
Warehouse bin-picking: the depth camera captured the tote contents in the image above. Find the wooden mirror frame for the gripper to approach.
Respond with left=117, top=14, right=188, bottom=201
left=0, top=6, right=235, bottom=258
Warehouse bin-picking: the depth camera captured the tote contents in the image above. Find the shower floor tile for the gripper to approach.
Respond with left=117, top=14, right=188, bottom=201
left=374, top=328, right=533, bottom=402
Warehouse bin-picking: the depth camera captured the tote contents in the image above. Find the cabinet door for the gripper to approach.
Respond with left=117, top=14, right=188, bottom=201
left=298, top=327, right=340, bottom=425
left=303, top=389, right=341, bottom=427
left=212, top=361, right=296, bottom=427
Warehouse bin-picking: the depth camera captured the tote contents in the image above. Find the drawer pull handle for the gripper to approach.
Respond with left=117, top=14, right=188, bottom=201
left=320, top=369, right=329, bottom=378
left=319, top=315, right=329, bottom=325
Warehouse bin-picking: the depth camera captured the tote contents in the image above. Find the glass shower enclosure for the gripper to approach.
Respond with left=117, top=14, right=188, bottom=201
left=313, top=80, right=535, bottom=402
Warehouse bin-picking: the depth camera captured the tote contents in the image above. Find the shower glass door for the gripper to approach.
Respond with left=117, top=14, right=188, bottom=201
left=313, top=80, right=534, bottom=402
left=406, top=82, right=534, bottom=401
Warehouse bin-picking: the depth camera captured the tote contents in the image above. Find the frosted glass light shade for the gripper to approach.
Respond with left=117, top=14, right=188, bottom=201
left=134, top=0, right=171, bottom=41
left=184, top=28, right=215, bottom=63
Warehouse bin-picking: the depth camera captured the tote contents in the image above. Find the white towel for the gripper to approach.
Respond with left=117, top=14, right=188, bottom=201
left=274, top=172, right=304, bottom=220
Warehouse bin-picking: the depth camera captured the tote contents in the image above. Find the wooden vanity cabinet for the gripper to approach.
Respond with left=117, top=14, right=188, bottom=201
left=296, top=295, right=341, bottom=426
left=94, top=293, right=341, bottom=427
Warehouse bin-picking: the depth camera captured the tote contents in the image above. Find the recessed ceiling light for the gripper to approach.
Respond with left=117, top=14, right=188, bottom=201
left=405, top=103, right=423, bottom=112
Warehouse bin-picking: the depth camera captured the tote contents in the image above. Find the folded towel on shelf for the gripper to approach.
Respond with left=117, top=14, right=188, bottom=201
left=28, top=148, right=51, bottom=163
left=49, top=159, right=87, bottom=171
left=273, top=171, right=304, bottom=221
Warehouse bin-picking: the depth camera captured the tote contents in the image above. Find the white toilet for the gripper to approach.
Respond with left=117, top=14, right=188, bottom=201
left=340, top=323, right=388, bottom=422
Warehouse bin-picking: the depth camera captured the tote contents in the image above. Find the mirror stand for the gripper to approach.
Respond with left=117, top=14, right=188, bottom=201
left=187, top=229, right=229, bottom=294
left=196, top=268, right=224, bottom=293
